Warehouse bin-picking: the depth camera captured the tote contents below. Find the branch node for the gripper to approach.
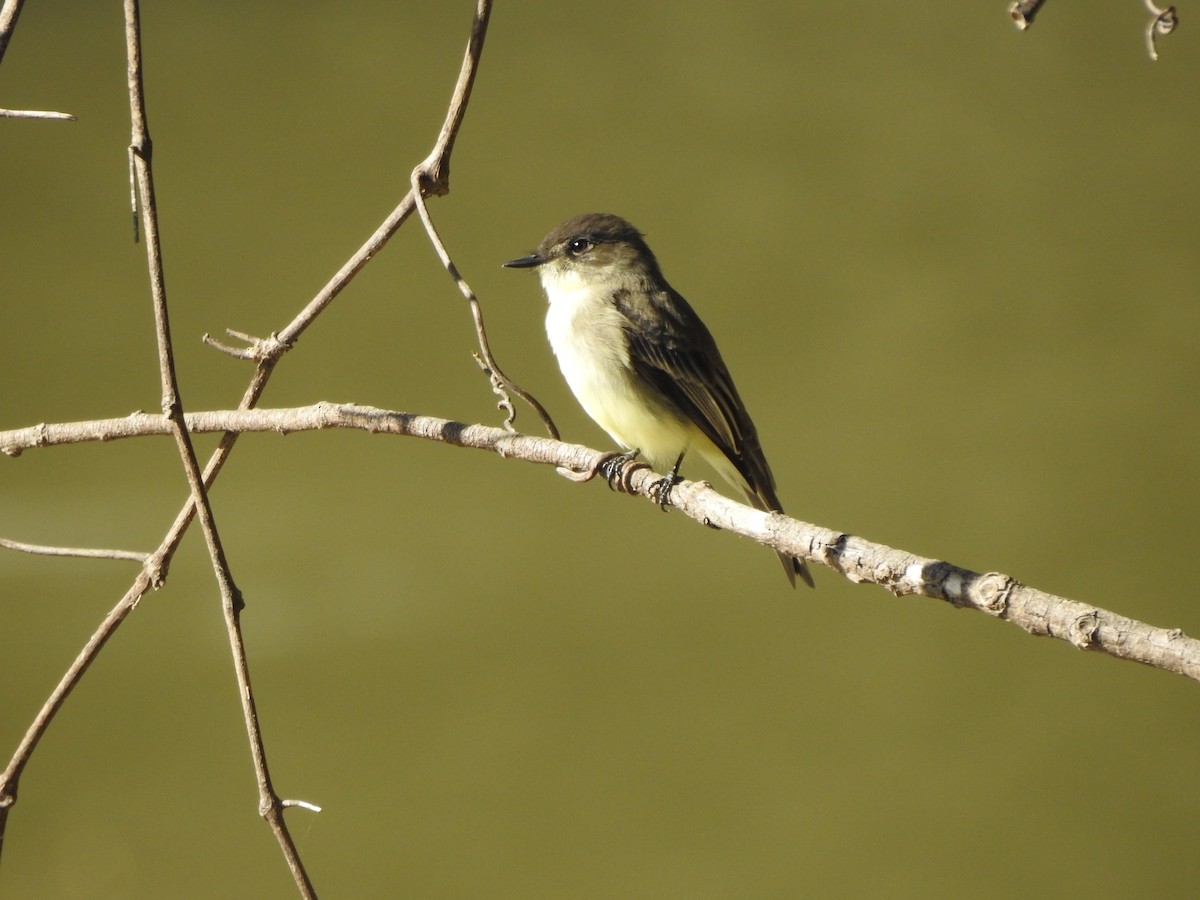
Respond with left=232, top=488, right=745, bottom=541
left=1068, top=610, right=1102, bottom=649
left=413, top=160, right=449, bottom=199
left=976, top=572, right=1016, bottom=614
left=143, top=552, right=168, bottom=590
left=203, top=329, right=292, bottom=363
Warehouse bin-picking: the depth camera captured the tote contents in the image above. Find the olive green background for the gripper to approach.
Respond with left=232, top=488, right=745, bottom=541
left=3, top=2, right=1199, bottom=897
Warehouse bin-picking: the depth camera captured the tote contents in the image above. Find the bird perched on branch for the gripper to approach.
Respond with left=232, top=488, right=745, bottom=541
left=506, top=213, right=812, bottom=588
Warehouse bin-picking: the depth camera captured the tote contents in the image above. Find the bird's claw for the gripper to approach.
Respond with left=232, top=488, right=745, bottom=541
left=597, top=449, right=648, bottom=493
left=651, top=451, right=687, bottom=511
left=650, top=473, right=681, bottom=510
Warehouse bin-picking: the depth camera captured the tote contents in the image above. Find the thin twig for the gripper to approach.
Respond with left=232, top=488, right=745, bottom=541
left=0, top=537, right=148, bottom=562
left=123, top=0, right=313, bottom=892
left=1144, top=0, right=1179, bottom=60
left=1, top=0, right=498, bottom=888
left=410, top=0, right=490, bottom=197
left=0, top=108, right=75, bottom=120
left=202, top=329, right=289, bottom=361
left=127, top=145, right=140, bottom=243
left=0, top=1, right=74, bottom=120
left=0, top=0, right=25, bottom=66
left=404, top=0, right=557, bottom=437
left=5, top=401, right=1197, bottom=684
left=0, top=568, right=160, bottom=862
left=410, top=179, right=559, bottom=438
left=281, top=799, right=323, bottom=813
left=1010, top=0, right=1181, bottom=60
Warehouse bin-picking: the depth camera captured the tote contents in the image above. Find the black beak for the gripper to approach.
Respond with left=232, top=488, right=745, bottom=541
left=503, top=252, right=543, bottom=269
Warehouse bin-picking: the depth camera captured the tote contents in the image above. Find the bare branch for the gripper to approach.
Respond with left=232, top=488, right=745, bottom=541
left=0, top=1, right=74, bottom=119
left=410, top=179, right=560, bottom=438
left=2, top=2, right=499, bottom=888
left=411, top=0, right=492, bottom=196
left=0, top=108, right=75, bottom=120
left=202, top=329, right=291, bottom=362
left=281, top=799, right=323, bottom=814
left=1145, top=0, right=1179, bottom=60
left=0, top=537, right=148, bottom=562
left=0, top=568, right=157, bottom=861
left=1010, top=0, right=1181, bottom=60
left=0, top=0, right=25, bottom=65
left=3, top=401, right=1195, bottom=684
left=123, top=1, right=313, bottom=892
left=401, top=0, right=558, bottom=436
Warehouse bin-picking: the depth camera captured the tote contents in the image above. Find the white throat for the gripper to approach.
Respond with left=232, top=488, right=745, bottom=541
left=538, top=265, right=692, bottom=469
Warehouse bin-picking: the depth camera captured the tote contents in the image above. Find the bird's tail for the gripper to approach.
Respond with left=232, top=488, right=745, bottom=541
left=742, top=488, right=814, bottom=589
left=777, top=549, right=815, bottom=589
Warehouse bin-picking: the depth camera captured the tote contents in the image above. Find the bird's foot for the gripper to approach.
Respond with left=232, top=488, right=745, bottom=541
left=650, top=452, right=686, bottom=511
left=597, top=448, right=649, bottom=494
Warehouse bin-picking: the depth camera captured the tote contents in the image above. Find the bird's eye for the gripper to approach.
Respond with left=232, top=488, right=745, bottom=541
left=567, top=237, right=592, bottom=256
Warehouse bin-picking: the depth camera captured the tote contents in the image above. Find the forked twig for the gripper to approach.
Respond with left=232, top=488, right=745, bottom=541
left=0, top=1, right=500, bottom=892
left=410, top=179, right=560, bottom=438
left=404, top=0, right=557, bottom=437
left=128, top=1, right=317, bottom=892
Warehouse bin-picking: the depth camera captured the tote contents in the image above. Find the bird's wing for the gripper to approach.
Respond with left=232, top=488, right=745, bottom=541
left=613, top=285, right=779, bottom=506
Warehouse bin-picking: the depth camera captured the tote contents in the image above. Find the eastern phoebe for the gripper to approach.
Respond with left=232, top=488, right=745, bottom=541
left=505, top=213, right=813, bottom=588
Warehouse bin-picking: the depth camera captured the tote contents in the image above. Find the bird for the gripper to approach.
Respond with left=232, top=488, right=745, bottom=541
left=504, top=213, right=812, bottom=588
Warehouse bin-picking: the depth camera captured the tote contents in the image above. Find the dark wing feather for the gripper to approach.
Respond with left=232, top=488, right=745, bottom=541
left=614, top=283, right=813, bottom=588
left=612, top=285, right=781, bottom=510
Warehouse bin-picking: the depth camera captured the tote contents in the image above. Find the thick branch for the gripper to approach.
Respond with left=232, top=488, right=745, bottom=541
left=4, top=401, right=1196, bottom=683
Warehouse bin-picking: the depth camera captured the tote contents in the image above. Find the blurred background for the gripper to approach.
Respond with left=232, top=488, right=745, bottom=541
left=3, top=2, right=1199, bottom=896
